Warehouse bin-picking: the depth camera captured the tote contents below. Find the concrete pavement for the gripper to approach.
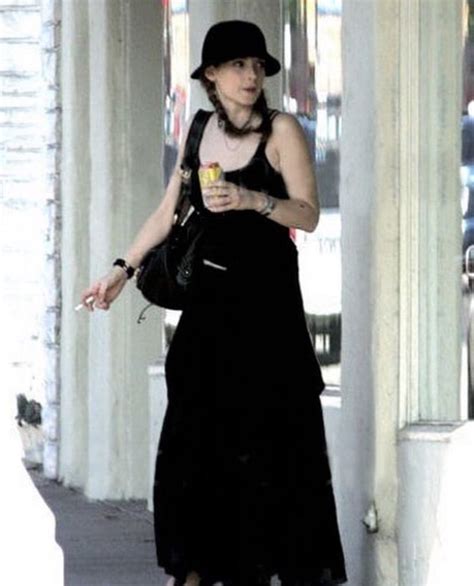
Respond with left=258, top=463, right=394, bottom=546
left=29, top=463, right=166, bottom=586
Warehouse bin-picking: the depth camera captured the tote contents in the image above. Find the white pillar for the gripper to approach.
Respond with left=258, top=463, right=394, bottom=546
left=60, top=0, right=164, bottom=499
left=397, top=2, right=466, bottom=584
left=86, top=0, right=164, bottom=499
left=60, top=0, right=91, bottom=489
left=338, top=1, right=379, bottom=582
left=415, top=0, right=463, bottom=421
left=122, top=0, right=165, bottom=497
left=339, top=1, right=463, bottom=584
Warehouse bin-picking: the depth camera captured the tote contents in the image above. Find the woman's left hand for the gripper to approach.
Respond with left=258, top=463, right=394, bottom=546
left=202, top=180, right=256, bottom=213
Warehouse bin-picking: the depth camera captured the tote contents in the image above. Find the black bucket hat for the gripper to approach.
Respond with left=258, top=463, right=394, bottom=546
left=190, top=20, right=281, bottom=80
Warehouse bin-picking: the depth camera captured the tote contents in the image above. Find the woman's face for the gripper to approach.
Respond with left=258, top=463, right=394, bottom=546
left=205, top=57, right=266, bottom=108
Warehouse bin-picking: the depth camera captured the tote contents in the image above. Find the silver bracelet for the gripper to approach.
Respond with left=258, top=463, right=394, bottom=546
left=259, top=194, right=276, bottom=217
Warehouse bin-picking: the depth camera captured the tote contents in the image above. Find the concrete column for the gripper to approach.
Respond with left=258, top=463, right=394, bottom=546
left=121, top=0, right=165, bottom=497
left=59, top=0, right=91, bottom=489
left=416, top=0, right=463, bottom=421
left=397, top=3, right=466, bottom=585
left=339, top=1, right=463, bottom=584
left=85, top=0, right=163, bottom=500
left=338, top=2, right=378, bottom=583
left=60, top=0, right=164, bottom=499
left=398, top=0, right=463, bottom=425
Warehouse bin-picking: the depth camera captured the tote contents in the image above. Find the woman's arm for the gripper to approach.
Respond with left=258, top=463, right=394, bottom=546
left=202, top=113, right=320, bottom=232
left=257, top=112, right=320, bottom=232
left=79, top=120, right=192, bottom=311
left=122, top=122, right=194, bottom=268
left=122, top=169, right=182, bottom=269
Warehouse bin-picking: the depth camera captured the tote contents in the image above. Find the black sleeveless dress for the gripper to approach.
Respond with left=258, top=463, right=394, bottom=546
left=153, top=110, right=347, bottom=586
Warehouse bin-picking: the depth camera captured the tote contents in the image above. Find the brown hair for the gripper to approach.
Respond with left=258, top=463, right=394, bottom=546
left=200, top=75, right=272, bottom=139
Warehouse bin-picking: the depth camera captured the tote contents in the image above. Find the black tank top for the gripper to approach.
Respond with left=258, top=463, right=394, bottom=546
left=190, top=109, right=296, bottom=270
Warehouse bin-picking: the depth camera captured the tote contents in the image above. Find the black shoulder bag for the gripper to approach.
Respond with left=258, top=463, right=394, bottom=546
left=135, top=109, right=212, bottom=312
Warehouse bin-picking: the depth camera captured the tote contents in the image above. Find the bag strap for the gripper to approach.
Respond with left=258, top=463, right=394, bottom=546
left=174, top=109, right=212, bottom=218
left=269, top=108, right=280, bottom=121
left=181, top=109, right=213, bottom=170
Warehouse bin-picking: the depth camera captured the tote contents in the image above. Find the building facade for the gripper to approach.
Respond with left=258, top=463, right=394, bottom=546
left=53, top=1, right=473, bottom=585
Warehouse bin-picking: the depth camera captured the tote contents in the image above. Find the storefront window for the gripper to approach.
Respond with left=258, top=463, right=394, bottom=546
left=163, top=0, right=189, bottom=185
left=461, top=0, right=474, bottom=418
left=283, top=0, right=342, bottom=388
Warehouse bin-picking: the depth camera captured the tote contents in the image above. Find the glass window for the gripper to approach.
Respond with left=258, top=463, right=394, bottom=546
left=163, top=0, right=190, bottom=185
left=283, top=0, right=343, bottom=388
left=461, top=0, right=474, bottom=418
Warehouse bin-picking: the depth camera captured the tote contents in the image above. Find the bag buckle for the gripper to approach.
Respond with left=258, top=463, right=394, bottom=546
left=179, top=165, right=192, bottom=184
left=203, top=259, right=228, bottom=271
left=180, top=205, right=195, bottom=226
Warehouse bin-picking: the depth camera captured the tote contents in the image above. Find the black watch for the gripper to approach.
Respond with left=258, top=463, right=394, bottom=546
left=113, top=258, right=135, bottom=279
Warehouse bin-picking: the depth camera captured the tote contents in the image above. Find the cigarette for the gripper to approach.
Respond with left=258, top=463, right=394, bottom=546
left=75, top=295, right=95, bottom=312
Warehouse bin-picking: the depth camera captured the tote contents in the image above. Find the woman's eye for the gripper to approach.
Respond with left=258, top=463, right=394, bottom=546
left=231, top=59, right=265, bottom=70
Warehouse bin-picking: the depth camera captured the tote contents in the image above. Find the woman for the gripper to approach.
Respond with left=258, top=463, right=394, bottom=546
left=81, top=20, right=347, bottom=586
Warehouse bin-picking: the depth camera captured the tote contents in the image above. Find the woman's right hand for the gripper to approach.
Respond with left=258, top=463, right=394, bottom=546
left=80, top=267, right=128, bottom=312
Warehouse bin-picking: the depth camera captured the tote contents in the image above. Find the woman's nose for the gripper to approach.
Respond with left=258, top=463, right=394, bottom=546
left=246, top=64, right=258, bottom=79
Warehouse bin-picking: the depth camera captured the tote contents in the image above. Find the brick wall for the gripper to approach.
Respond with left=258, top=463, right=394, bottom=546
left=0, top=0, right=61, bottom=477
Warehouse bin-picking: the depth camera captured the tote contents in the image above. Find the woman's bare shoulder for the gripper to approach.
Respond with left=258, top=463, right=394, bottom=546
left=271, top=111, right=305, bottom=139
left=266, top=112, right=308, bottom=171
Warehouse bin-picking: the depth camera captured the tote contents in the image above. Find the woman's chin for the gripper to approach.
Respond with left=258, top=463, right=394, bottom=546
left=237, top=93, right=260, bottom=107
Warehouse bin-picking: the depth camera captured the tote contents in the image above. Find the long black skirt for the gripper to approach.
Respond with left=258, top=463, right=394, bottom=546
left=153, top=247, right=347, bottom=586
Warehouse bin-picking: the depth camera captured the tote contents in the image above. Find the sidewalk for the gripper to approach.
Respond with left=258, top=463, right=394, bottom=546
left=28, top=464, right=166, bottom=586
